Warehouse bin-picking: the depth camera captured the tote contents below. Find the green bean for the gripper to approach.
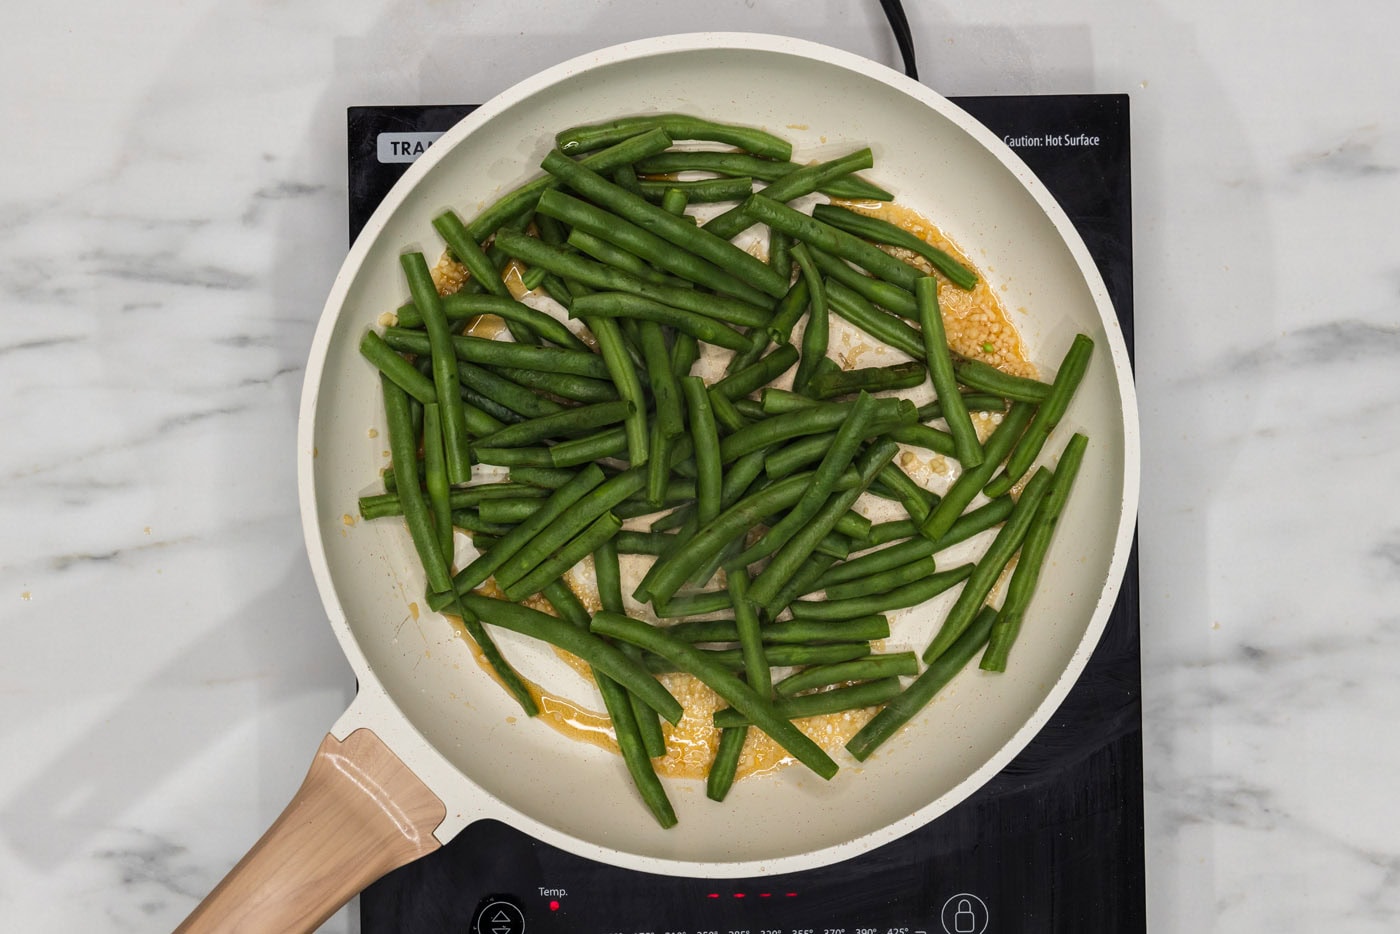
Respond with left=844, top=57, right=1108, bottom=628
left=811, top=203, right=978, bottom=290
left=825, top=278, right=926, bottom=360
left=431, top=210, right=512, bottom=301
left=748, top=439, right=897, bottom=608
left=867, top=518, right=919, bottom=545
left=680, top=375, right=723, bottom=527
left=570, top=293, right=752, bottom=351
left=490, top=365, right=620, bottom=404
left=565, top=229, right=687, bottom=289
left=465, top=596, right=681, bottom=723
left=706, top=724, right=748, bottom=802
left=808, top=361, right=927, bottom=400
left=774, top=652, right=920, bottom=698
left=740, top=194, right=926, bottom=292
left=358, top=482, right=549, bottom=521
left=462, top=127, right=675, bottom=242
left=397, top=292, right=588, bottom=352
left=790, top=242, right=828, bottom=394
left=706, top=389, right=748, bottom=433
left=457, top=385, right=522, bottom=426
left=654, top=589, right=732, bottom=619
left=475, top=400, right=632, bottom=449
left=658, top=186, right=689, bottom=217
left=913, top=276, right=982, bottom=469
left=788, top=563, right=973, bottom=621
left=764, top=552, right=840, bottom=618
left=547, top=426, right=628, bottom=468
left=638, top=176, right=753, bottom=203
left=614, top=530, right=677, bottom=555
left=502, top=511, right=623, bottom=602
left=728, top=570, right=770, bottom=698
left=808, top=247, right=917, bottom=318
left=541, top=150, right=790, bottom=299
left=536, top=190, right=772, bottom=307
left=381, top=326, right=612, bottom=380
left=590, top=537, right=672, bottom=761
left=583, top=316, right=648, bottom=467
left=556, top=115, right=793, bottom=161
left=400, top=253, right=473, bottom=484
left=871, top=459, right=936, bottom=525
left=919, top=401, right=1035, bottom=542
left=474, top=497, right=553, bottom=525
left=509, top=466, right=579, bottom=489
left=768, top=227, right=793, bottom=281
left=845, top=606, right=996, bottom=761
left=762, top=275, right=810, bottom=347
left=823, top=556, right=938, bottom=601
left=659, top=615, right=888, bottom=646
left=633, top=150, right=892, bottom=201
left=472, top=446, right=556, bottom=468
left=379, top=376, right=453, bottom=595
left=456, top=361, right=564, bottom=419
left=717, top=397, right=912, bottom=463
left=817, top=496, right=1014, bottom=590
left=713, top=678, right=902, bottom=729
left=644, top=641, right=871, bottom=674
left=922, top=468, right=1053, bottom=663
left=954, top=358, right=1051, bottom=402
left=495, top=228, right=772, bottom=327
left=359, top=331, right=437, bottom=403
left=704, top=148, right=877, bottom=241
left=420, top=403, right=454, bottom=559
left=732, top=398, right=770, bottom=421
left=637, top=468, right=854, bottom=606
left=447, top=464, right=605, bottom=597
left=591, top=611, right=838, bottom=779
left=710, top=344, right=800, bottom=401
left=984, top=335, right=1093, bottom=497
left=982, top=433, right=1088, bottom=671
left=595, top=669, right=676, bottom=826
left=732, top=392, right=876, bottom=567
left=611, top=163, right=644, bottom=195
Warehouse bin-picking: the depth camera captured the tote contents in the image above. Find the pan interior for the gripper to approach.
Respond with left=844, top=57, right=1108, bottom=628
left=303, top=36, right=1136, bottom=873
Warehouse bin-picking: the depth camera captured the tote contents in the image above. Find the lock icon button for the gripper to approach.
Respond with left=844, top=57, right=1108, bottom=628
left=940, top=893, right=987, bottom=934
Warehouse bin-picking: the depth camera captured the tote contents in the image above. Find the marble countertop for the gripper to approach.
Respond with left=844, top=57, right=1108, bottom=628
left=3, top=2, right=1397, bottom=931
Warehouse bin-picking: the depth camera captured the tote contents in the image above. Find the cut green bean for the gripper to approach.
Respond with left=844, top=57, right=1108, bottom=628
left=823, top=556, right=937, bottom=601
left=432, top=211, right=512, bottom=299
left=825, top=278, right=926, bottom=360
left=570, top=292, right=752, bottom=351
left=643, top=641, right=872, bottom=674
left=788, top=563, right=974, bottom=621
left=460, top=127, right=674, bottom=242
left=541, top=150, right=790, bottom=299
left=464, top=596, right=680, bottom=722
left=811, top=203, right=978, bottom=290
left=556, top=115, right=792, bottom=161
left=495, top=228, right=772, bottom=328
left=536, top=189, right=772, bottom=307
left=710, top=344, right=800, bottom=401
left=808, top=361, right=927, bottom=400
left=728, top=570, right=770, bottom=698
left=790, top=242, right=828, bottom=394
left=566, top=228, right=687, bottom=289
left=592, top=538, right=671, bottom=762
left=585, top=316, right=648, bottom=467
left=634, top=150, right=892, bottom=201
left=982, top=433, right=1088, bottom=671
left=679, top=376, right=722, bottom=526
left=740, top=194, right=926, bottom=292
left=381, top=326, right=611, bottom=380
left=919, top=401, right=1035, bottom=542
left=591, top=611, right=837, bottom=779
left=915, top=276, right=983, bottom=467
left=490, top=365, right=620, bottom=404
left=358, top=483, right=549, bottom=522
left=917, top=392, right=1008, bottom=422
left=638, top=176, right=753, bottom=203
left=774, top=652, right=920, bottom=698
left=984, top=334, right=1093, bottom=497
left=808, top=247, right=917, bottom=318
left=380, top=375, right=453, bottom=595
left=704, top=148, right=877, bottom=241
left=502, top=511, right=624, bottom=602
left=456, top=361, right=564, bottom=419
left=400, top=253, right=472, bottom=484
left=954, top=358, right=1052, bottom=402
left=713, top=678, right=902, bottom=729
left=420, top=403, right=454, bottom=558
left=359, top=331, right=437, bottom=403
left=922, top=468, right=1053, bottom=662
left=397, top=292, right=588, bottom=352
left=846, top=606, right=996, bottom=761
left=706, top=724, right=749, bottom=801
left=475, top=400, right=633, bottom=449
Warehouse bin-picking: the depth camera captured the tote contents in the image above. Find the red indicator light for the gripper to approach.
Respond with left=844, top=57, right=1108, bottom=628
left=786, top=892, right=798, bottom=898
left=759, top=893, right=771, bottom=898
left=548, top=900, right=560, bottom=911
left=706, top=893, right=719, bottom=899
left=733, top=892, right=746, bottom=899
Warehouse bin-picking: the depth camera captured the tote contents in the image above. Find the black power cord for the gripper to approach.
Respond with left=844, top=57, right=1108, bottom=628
left=878, top=0, right=919, bottom=79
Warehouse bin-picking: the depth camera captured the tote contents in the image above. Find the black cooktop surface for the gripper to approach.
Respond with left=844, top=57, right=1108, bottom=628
left=348, top=93, right=1140, bottom=934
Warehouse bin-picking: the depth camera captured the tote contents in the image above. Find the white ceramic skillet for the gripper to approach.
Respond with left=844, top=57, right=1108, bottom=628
left=175, top=33, right=1139, bottom=933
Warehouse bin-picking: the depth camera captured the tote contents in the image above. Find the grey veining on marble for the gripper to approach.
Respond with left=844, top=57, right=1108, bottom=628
left=3, top=1, right=1399, bottom=932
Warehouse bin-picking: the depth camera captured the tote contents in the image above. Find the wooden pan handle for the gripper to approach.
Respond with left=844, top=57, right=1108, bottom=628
left=174, top=727, right=447, bottom=933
